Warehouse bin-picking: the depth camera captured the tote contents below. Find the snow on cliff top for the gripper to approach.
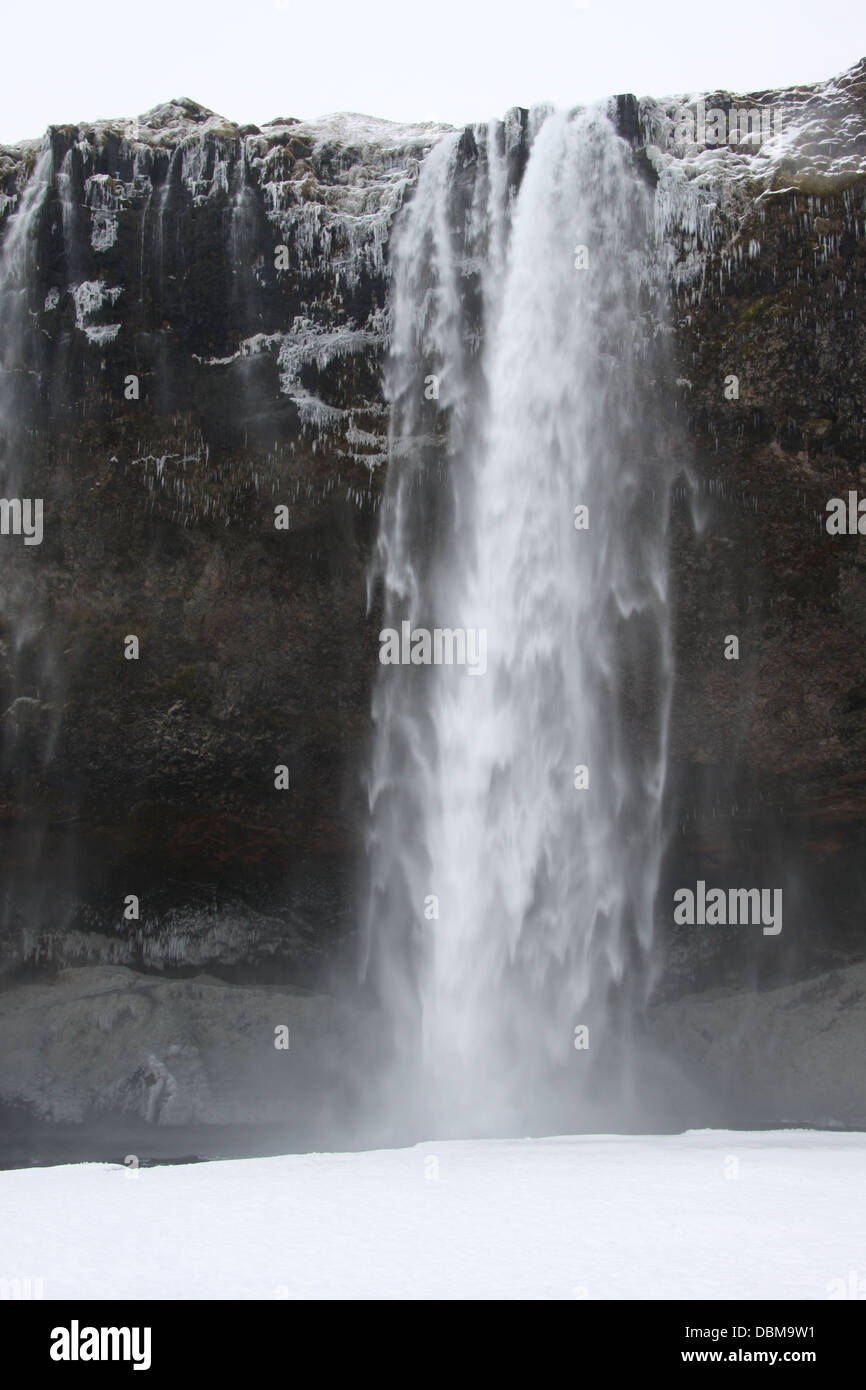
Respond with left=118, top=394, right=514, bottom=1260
left=645, top=55, right=866, bottom=196
left=264, top=110, right=454, bottom=150
left=1, top=58, right=862, bottom=179
left=0, top=98, right=453, bottom=157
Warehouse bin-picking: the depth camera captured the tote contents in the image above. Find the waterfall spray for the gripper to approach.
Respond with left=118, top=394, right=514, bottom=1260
left=364, top=105, right=675, bottom=1136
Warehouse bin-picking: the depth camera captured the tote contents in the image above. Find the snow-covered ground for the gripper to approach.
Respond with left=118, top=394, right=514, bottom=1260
left=1, top=1130, right=863, bottom=1300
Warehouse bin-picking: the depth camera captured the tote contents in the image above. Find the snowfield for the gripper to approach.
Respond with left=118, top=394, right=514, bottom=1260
left=1, top=1130, right=864, bottom=1300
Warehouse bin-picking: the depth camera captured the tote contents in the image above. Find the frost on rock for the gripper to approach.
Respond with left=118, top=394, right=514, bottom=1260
left=72, top=279, right=122, bottom=337
left=193, top=316, right=388, bottom=448
left=85, top=174, right=122, bottom=250
left=16, top=98, right=451, bottom=293
left=277, top=318, right=377, bottom=405
left=0, top=97, right=451, bottom=469
left=1, top=70, right=862, bottom=482
left=640, top=59, right=866, bottom=295
left=84, top=323, right=121, bottom=344
left=74, top=277, right=123, bottom=344
left=254, top=113, right=449, bottom=289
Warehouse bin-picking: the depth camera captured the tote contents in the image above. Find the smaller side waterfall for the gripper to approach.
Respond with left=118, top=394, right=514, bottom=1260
left=0, top=143, right=58, bottom=744
left=364, top=105, right=676, bottom=1135
left=0, top=145, right=70, bottom=959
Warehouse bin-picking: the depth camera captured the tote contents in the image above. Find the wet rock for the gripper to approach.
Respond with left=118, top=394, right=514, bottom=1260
left=0, top=964, right=377, bottom=1127
left=649, top=959, right=866, bottom=1127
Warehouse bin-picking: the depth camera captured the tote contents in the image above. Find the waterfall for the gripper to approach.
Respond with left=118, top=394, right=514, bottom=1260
left=0, top=143, right=69, bottom=965
left=0, top=144, right=57, bottom=759
left=0, top=145, right=53, bottom=485
left=364, top=105, right=676, bottom=1136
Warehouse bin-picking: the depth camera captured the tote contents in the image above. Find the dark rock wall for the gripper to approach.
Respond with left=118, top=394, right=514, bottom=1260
left=0, top=103, right=442, bottom=978
left=645, top=63, right=866, bottom=998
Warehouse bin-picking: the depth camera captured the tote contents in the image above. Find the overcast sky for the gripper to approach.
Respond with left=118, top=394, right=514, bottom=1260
left=2, top=0, right=864, bottom=144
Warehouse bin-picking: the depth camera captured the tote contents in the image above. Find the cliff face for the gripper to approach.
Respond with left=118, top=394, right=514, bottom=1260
left=646, top=61, right=866, bottom=995
left=0, top=103, right=448, bottom=978
left=0, top=67, right=865, bottom=1136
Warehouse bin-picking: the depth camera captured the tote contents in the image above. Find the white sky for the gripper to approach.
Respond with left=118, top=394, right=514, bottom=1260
left=1, top=0, right=864, bottom=144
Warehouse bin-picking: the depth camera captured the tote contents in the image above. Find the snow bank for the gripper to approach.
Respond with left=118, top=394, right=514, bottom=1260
left=1, top=1130, right=863, bottom=1300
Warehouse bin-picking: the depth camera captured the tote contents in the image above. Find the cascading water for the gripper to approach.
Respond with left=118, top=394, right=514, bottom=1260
left=0, top=143, right=67, bottom=962
left=364, top=104, right=676, bottom=1136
